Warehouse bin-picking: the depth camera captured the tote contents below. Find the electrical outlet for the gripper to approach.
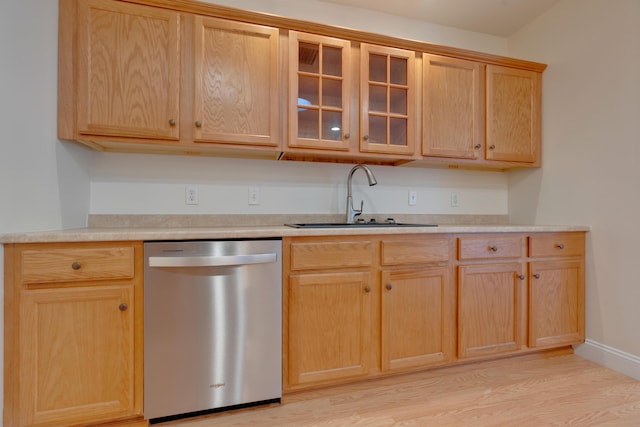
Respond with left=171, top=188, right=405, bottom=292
left=185, top=185, right=199, bottom=205
left=248, top=187, right=261, bottom=205
left=451, top=192, right=460, bottom=207
left=408, top=190, right=417, bottom=206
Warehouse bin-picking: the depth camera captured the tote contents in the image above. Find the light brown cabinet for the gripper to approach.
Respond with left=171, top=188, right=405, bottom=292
left=60, top=0, right=281, bottom=157
left=457, top=235, right=526, bottom=359
left=422, top=54, right=485, bottom=160
left=422, top=54, right=541, bottom=168
left=380, top=237, right=454, bottom=371
left=283, top=234, right=454, bottom=391
left=192, top=16, right=279, bottom=147
left=286, top=32, right=417, bottom=162
left=74, top=0, right=181, bottom=140
left=3, top=242, right=144, bottom=427
left=486, top=65, right=541, bottom=165
left=528, top=233, right=585, bottom=348
left=284, top=237, right=376, bottom=389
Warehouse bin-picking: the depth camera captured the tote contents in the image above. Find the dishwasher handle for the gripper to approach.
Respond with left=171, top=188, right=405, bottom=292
left=148, top=253, right=277, bottom=268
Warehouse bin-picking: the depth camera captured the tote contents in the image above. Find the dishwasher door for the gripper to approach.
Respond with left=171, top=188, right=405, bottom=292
left=143, top=240, right=282, bottom=421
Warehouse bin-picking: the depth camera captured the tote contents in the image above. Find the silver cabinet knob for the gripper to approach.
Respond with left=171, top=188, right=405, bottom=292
left=118, top=303, right=128, bottom=311
left=474, top=144, right=482, bottom=149
left=518, top=274, right=525, bottom=281
left=489, top=145, right=496, bottom=150
left=386, top=283, right=393, bottom=290
left=363, top=135, right=369, bottom=141
left=195, top=121, right=202, bottom=128
left=71, top=261, right=81, bottom=270
left=168, top=119, right=176, bottom=126
left=364, top=285, right=371, bottom=293
left=489, top=245, right=498, bottom=252
left=555, top=243, right=565, bottom=249
left=344, top=133, right=351, bottom=139
left=533, top=273, right=541, bottom=279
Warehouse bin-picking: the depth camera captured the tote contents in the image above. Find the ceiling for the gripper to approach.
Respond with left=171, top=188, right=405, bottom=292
left=319, top=0, right=561, bottom=37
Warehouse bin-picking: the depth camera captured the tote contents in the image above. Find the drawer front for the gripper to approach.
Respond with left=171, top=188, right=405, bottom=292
left=290, top=240, right=373, bottom=270
left=529, top=233, right=585, bottom=258
left=21, top=246, right=135, bottom=284
left=381, top=238, right=450, bottom=265
left=458, top=236, right=524, bottom=260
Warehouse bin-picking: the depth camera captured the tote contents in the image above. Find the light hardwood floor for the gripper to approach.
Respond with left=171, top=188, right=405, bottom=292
left=159, top=350, right=640, bottom=426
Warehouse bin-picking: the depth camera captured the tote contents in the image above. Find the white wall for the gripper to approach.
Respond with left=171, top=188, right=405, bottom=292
left=508, top=0, right=640, bottom=366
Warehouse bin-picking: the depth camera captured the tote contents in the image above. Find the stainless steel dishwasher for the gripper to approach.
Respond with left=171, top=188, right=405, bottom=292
left=143, top=239, right=282, bottom=422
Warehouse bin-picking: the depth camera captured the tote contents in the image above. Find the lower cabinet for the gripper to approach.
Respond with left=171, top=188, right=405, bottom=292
left=528, top=233, right=585, bottom=348
left=288, top=271, right=373, bottom=386
left=4, top=242, right=144, bottom=427
left=283, top=234, right=455, bottom=392
left=458, top=262, right=524, bottom=358
left=283, top=231, right=586, bottom=393
left=381, top=266, right=453, bottom=371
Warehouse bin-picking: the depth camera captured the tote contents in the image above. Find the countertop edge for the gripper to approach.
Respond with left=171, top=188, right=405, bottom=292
left=0, top=225, right=591, bottom=244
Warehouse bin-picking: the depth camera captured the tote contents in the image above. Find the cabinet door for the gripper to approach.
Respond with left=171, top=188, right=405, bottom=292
left=423, top=54, right=484, bottom=159
left=458, top=263, right=524, bottom=358
left=360, top=44, right=416, bottom=155
left=486, top=65, right=541, bottom=163
left=381, top=267, right=454, bottom=371
left=77, top=0, right=180, bottom=140
left=529, top=260, right=585, bottom=348
left=193, top=17, right=279, bottom=146
left=289, top=32, right=352, bottom=151
left=288, top=271, right=372, bottom=386
left=19, top=285, right=135, bottom=426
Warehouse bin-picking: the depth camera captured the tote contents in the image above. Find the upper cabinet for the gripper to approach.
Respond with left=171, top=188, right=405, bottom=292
left=359, top=44, right=416, bottom=156
left=486, top=65, right=541, bottom=164
left=192, top=16, right=279, bottom=146
left=75, top=0, right=181, bottom=140
left=59, top=0, right=546, bottom=168
left=286, top=33, right=418, bottom=163
left=60, top=0, right=281, bottom=158
left=288, top=32, right=353, bottom=152
left=422, top=54, right=484, bottom=160
left=422, top=55, right=541, bottom=169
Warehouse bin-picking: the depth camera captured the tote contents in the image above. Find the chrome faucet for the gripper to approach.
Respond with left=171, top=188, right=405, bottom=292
left=346, top=164, right=378, bottom=224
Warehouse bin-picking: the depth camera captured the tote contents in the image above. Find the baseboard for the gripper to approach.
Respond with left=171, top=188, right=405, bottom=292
left=574, top=339, right=640, bottom=380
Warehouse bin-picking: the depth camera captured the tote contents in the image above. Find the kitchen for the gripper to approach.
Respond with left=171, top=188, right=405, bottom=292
left=2, top=0, right=640, bottom=425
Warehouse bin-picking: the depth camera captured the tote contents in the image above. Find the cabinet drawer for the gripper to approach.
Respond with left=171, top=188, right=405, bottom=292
left=529, top=233, right=585, bottom=258
left=21, top=246, right=135, bottom=284
left=289, top=241, right=373, bottom=270
left=458, top=236, right=524, bottom=260
left=381, top=238, right=449, bottom=265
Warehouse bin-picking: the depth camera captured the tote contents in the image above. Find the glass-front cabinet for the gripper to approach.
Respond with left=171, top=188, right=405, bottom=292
left=360, top=44, right=416, bottom=155
left=289, top=31, right=352, bottom=151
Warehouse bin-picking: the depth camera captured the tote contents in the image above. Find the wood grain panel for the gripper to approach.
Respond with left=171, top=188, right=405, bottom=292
left=21, top=246, right=134, bottom=285
left=288, top=271, right=372, bottom=385
left=381, top=237, right=449, bottom=265
left=458, top=263, right=523, bottom=358
left=422, top=54, right=485, bottom=159
left=486, top=65, right=541, bottom=163
left=529, top=232, right=585, bottom=258
left=381, top=267, right=453, bottom=371
left=193, top=16, right=279, bottom=146
left=19, top=286, right=134, bottom=425
left=289, top=240, right=373, bottom=270
left=77, top=0, right=180, bottom=139
left=529, top=260, right=585, bottom=348
left=458, top=235, right=524, bottom=260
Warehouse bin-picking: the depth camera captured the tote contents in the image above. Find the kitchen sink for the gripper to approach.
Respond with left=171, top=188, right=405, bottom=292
left=285, top=222, right=437, bottom=228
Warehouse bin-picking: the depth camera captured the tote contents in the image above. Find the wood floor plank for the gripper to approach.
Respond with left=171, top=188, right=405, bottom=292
left=158, top=354, right=640, bottom=426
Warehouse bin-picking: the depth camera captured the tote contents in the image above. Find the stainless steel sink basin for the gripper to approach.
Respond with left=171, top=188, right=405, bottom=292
left=285, top=222, right=437, bottom=228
